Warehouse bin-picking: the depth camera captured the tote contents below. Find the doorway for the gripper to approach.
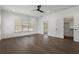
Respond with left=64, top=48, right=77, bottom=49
left=43, top=22, right=48, bottom=34
left=64, top=17, right=74, bottom=40
left=43, top=22, right=48, bottom=40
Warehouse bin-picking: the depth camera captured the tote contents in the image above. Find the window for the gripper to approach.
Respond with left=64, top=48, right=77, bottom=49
left=28, top=21, right=34, bottom=31
left=15, top=20, right=22, bottom=32
left=15, top=20, right=34, bottom=32
left=22, top=21, right=28, bottom=32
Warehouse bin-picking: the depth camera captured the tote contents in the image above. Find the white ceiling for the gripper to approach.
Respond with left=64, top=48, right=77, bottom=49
left=0, top=5, right=77, bottom=18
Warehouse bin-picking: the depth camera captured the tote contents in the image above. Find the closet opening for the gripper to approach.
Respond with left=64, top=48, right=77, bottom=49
left=64, top=17, right=74, bottom=41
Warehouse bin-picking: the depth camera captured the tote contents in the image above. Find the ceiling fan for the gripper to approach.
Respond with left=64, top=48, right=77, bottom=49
left=33, top=5, right=44, bottom=13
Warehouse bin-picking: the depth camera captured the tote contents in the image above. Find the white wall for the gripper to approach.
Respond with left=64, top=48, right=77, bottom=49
left=38, top=15, right=57, bottom=37
left=1, top=10, right=38, bottom=39
left=1, top=6, right=79, bottom=42
left=37, top=6, right=79, bottom=40
left=0, top=9, right=1, bottom=39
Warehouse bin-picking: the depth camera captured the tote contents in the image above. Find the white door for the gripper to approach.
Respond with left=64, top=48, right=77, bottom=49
left=74, top=15, right=79, bottom=42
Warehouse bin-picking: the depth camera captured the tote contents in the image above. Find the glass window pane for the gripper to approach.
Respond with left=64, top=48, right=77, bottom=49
left=23, top=24, right=28, bottom=31
left=16, top=25, right=22, bottom=32
left=28, top=21, right=34, bottom=31
left=15, top=20, right=22, bottom=32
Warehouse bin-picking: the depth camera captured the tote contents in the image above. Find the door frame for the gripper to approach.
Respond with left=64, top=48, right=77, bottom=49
left=63, top=16, right=74, bottom=40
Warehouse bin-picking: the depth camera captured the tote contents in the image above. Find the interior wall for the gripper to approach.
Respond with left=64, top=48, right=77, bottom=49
left=38, top=15, right=57, bottom=37
left=1, top=6, right=79, bottom=42
left=37, top=6, right=79, bottom=39
left=0, top=9, right=1, bottom=39
left=1, top=10, right=38, bottom=39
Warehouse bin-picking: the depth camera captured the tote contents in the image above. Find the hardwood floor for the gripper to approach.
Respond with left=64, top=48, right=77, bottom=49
left=0, top=34, right=79, bottom=54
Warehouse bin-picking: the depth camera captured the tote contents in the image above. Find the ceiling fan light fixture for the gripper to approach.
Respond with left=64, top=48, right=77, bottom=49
left=33, top=5, right=44, bottom=13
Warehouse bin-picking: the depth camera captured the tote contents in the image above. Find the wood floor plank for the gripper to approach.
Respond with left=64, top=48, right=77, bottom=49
left=0, top=34, right=79, bottom=54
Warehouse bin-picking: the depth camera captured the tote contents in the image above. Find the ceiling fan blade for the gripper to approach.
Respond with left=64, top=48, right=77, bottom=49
left=33, top=5, right=44, bottom=13
left=39, top=10, right=44, bottom=13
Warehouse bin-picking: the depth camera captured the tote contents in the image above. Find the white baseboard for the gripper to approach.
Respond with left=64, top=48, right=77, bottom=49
left=1, top=32, right=38, bottom=39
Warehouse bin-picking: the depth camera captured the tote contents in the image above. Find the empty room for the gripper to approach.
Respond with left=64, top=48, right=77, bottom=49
left=0, top=5, right=79, bottom=54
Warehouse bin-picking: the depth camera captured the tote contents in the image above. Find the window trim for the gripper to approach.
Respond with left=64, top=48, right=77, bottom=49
left=15, top=20, right=34, bottom=33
